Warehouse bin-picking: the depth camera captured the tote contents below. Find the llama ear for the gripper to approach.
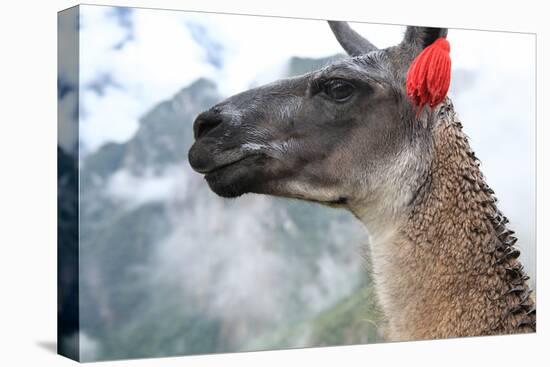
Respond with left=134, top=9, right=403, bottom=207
left=328, top=21, right=378, bottom=56
left=402, top=27, right=448, bottom=50
left=403, top=27, right=452, bottom=111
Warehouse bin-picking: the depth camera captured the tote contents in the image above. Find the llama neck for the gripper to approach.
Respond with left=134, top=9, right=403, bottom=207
left=361, top=103, right=535, bottom=341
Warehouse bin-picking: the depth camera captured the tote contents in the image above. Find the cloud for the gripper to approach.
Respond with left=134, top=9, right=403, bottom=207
left=77, top=7, right=409, bottom=153
left=79, top=5, right=216, bottom=152
left=185, top=21, right=224, bottom=69
left=58, top=6, right=79, bottom=154
left=77, top=5, right=535, bottom=276
left=105, top=166, right=189, bottom=208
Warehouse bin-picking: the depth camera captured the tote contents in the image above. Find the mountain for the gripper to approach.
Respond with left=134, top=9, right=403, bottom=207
left=287, top=55, right=345, bottom=76
left=57, top=147, right=79, bottom=360
left=75, top=58, right=378, bottom=361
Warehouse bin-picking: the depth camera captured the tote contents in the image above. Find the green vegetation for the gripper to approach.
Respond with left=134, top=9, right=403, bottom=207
left=307, top=284, right=383, bottom=346
left=247, top=277, right=384, bottom=352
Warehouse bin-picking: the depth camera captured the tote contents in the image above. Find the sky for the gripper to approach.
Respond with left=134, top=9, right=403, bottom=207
left=69, top=4, right=536, bottom=274
left=74, top=5, right=535, bottom=153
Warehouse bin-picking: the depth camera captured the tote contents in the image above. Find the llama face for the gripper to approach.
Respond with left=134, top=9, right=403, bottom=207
left=188, top=24, right=441, bottom=214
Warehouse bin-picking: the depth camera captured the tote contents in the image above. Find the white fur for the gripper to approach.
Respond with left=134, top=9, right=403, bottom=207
left=220, top=104, right=243, bottom=125
left=241, top=142, right=268, bottom=152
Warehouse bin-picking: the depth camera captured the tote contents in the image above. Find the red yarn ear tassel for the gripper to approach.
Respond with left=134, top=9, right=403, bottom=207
left=406, top=37, right=451, bottom=113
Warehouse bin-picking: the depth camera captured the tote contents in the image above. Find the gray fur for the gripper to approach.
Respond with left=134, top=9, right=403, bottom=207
left=188, top=24, right=445, bottom=209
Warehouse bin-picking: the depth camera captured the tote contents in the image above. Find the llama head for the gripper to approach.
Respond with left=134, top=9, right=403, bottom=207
left=188, top=23, right=448, bottom=222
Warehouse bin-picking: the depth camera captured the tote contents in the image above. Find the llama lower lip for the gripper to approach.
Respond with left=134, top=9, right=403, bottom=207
left=203, top=154, right=261, bottom=177
left=203, top=154, right=268, bottom=198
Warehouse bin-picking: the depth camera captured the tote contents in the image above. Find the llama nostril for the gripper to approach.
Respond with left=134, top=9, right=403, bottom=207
left=194, top=111, right=224, bottom=140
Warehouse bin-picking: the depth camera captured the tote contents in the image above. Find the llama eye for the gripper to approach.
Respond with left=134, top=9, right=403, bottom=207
left=323, top=79, right=355, bottom=102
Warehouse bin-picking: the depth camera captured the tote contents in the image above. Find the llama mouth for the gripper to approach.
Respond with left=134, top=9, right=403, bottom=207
left=202, top=154, right=269, bottom=198
left=203, top=154, right=263, bottom=177
left=325, top=196, right=348, bottom=205
left=300, top=196, right=348, bottom=206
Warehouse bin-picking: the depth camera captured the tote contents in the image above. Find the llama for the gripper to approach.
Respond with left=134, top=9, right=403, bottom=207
left=187, top=23, right=535, bottom=341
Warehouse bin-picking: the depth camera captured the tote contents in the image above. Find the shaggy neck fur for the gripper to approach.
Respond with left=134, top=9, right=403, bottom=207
left=359, top=101, right=535, bottom=341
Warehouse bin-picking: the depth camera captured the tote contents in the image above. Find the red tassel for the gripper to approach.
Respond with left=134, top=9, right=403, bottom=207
left=406, top=37, right=451, bottom=112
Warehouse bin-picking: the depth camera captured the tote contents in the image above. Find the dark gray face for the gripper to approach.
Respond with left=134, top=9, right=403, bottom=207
left=188, top=23, right=446, bottom=212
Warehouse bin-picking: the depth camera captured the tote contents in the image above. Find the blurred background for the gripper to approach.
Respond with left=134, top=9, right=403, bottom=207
left=58, top=5, right=535, bottom=361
